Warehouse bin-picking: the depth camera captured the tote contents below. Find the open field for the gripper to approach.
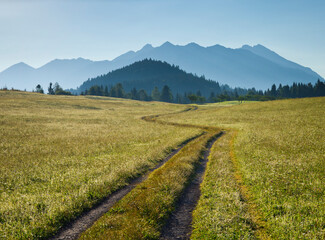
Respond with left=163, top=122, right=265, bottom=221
left=161, top=97, right=325, bottom=239
left=1, top=91, right=324, bottom=239
left=0, top=91, right=201, bottom=239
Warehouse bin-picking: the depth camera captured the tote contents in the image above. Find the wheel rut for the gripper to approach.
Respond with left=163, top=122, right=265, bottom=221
left=50, top=134, right=201, bottom=240
left=50, top=105, right=218, bottom=240
left=160, top=132, right=224, bottom=240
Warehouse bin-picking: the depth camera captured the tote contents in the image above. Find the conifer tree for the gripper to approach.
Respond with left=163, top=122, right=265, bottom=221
left=35, top=84, right=44, bottom=94
left=115, top=83, right=125, bottom=98
left=270, top=84, right=277, bottom=97
left=109, top=85, right=117, bottom=97
left=160, top=85, right=173, bottom=102
left=104, top=86, right=109, bottom=96
left=48, top=82, right=54, bottom=95
left=138, top=89, right=149, bottom=101
left=175, top=93, right=182, bottom=103
left=151, top=87, right=160, bottom=101
left=131, top=88, right=138, bottom=100
left=209, top=92, right=215, bottom=102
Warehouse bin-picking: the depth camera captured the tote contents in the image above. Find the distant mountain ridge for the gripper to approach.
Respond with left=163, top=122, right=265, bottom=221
left=0, top=42, right=323, bottom=91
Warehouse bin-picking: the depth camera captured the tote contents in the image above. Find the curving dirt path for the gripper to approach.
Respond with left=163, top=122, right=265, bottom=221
left=61, top=103, right=265, bottom=240
left=160, top=132, right=224, bottom=240
left=50, top=106, right=202, bottom=240
left=144, top=105, right=227, bottom=239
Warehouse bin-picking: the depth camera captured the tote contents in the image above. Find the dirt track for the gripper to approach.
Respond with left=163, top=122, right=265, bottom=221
left=160, top=132, right=224, bottom=240
left=50, top=105, right=220, bottom=240
left=50, top=134, right=200, bottom=240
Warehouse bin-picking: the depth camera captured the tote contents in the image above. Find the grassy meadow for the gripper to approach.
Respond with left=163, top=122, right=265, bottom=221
left=161, top=97, right=325, bottom=239
left=0, top=91, right=201, bottom=239
left=1, top=90, right=324, bottom=240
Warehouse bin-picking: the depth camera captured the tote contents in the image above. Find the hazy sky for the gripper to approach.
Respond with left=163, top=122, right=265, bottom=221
left=1, top=0, right=324, bottom=77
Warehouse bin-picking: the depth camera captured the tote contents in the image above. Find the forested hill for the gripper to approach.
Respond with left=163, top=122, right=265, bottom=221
left=75, top=59, right=244, bottom=97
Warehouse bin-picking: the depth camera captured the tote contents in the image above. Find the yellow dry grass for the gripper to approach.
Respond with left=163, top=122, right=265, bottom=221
left=161, top=98, right=325, bottom=239
left=0, top=91, right=201, bottom=239
left=80, top=132, right=218, bottom=240
left=2, top=91, right=324, bottom=240
left=79, top=106, right=222, bottom=239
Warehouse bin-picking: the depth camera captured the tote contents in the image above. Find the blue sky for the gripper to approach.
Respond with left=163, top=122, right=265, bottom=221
left=1, top=0, right=324, bottom=77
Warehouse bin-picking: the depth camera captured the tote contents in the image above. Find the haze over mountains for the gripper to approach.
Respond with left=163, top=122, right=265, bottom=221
left=76, top=59, right=240, bottom=98
left=0, top=42, right=323, bottom=91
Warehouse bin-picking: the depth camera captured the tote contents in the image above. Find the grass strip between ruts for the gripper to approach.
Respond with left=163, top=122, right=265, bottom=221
left=191, top=130, right=260, bottom=239
left=80, top=130, right=220, bottom=240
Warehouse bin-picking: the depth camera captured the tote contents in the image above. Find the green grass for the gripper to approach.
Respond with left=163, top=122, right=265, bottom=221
left=0, top=91, right=201, bottom=239
left=161, top=97, right=325, bottom=239
left=191, top=131, right=256, bottom=239
left=80, top=131, right=220, bottom=240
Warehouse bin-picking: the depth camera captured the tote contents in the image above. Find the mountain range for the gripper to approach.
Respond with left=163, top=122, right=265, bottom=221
left=0, top=42, right=323, bottom=91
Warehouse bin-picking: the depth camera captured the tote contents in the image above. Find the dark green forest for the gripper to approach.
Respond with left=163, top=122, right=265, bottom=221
left=75, top=59, right=247, bottom=97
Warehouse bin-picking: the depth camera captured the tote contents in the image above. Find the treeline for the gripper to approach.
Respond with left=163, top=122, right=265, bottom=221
left=81, top=84, right=179, bottom=103
left=81, top=82, right=246, bottom=103
left=81, top=79, right=325, bottom=103
left=242, top=80, right=325, bottom=101
left=81, top=83, right=246, bottom=103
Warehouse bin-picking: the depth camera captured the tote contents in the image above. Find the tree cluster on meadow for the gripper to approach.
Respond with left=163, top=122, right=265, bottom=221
left=31, top=82, right=72, bottom=95
left=47, top=82, right=72, bottom=95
